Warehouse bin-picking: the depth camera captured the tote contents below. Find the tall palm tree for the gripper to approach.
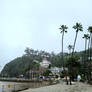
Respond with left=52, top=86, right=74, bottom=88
left=82, top=34, right=89, bottom=55
left=59, top=25, right=68, bottom=69
left=68, top=45, right=72, bottom=54
left=69, top=23, right=83, bottom=85
left=88, top=36, right=90, bottom=59
left=88, top=26, right=92, bottom=81
left=82, top=34, right=89, bottom=75
left=87, top=35, right=91, bottom=81
left=88, top=26, right=92, bottom=61
left=72, top=23, right=83, bottom=55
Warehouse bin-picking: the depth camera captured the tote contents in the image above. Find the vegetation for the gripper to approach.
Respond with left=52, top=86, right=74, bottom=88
left=43, top=70, right=52, bottom=77
left=66, top=56, right=81, bottom=80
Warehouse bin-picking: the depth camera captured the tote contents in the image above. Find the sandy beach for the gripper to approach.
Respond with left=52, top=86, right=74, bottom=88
left=20, top=82, right=92, bottom=92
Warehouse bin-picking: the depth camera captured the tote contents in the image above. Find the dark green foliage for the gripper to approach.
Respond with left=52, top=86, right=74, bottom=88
left=43, top=70, right=52, bottom=77
left=50, top=54, right=62, bottom=67
left=66, top=55, right=81, bottom=80
left=1, top=56, right=40, bottom=77
left=66, top=55, right=80, bottom=67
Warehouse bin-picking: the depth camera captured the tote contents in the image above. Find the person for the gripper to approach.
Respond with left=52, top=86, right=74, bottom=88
left=77, top=75, right=81, bottom=82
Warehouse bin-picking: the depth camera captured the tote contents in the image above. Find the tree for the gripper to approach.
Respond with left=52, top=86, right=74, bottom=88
left=59, top=25, right=68, bottom=69
left=82, top=34, right=89, bottom=79
left=43, top=70, right=52, bottom=77
left=88, top=26, right=92, bottom=81
left=24, top=47, right=31, bottom=56
left=68, top=23, right=83, bottom=85
left=68, top=45, right=72, bottom=54
left=72, top=23, right=83, bottom=55
left=66, top=56, right=81, bottom=81
left=24, top=48, right=35, bottom=56
left=88, top=26, right=92, bottom=61
left=88, top=36, right=90, bottom=58
left=82, top=34, right=89, bottom=55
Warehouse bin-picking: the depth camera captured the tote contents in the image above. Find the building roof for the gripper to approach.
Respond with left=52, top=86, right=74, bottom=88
left=40, top=58, right=51, bottom=68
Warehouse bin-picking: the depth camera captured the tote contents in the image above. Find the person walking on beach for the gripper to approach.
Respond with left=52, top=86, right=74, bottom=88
left=77, top=75, right=81, bottom=82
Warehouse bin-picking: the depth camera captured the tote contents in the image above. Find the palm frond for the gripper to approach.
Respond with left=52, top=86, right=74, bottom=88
left=82, top=34, right=89, bottom=39
left=88, top=26, right=92, bottom=33
left=73, top=22, right=83, bottom=32
left=59, top=25, right=68, bottom=33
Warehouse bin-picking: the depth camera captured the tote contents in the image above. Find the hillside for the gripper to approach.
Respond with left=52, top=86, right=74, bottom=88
left=1, top=56, right=40, bottom=77
left=1, top=48, right=63, bottom=77
left=1, top=48, right=92, bottom=77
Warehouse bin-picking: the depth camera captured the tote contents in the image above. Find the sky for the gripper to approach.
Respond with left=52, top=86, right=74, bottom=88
left=0, top=0, right=92, bottom=70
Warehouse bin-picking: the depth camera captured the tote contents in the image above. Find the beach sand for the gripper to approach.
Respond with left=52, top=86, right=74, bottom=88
left=20, top=82, right=92, bottom=92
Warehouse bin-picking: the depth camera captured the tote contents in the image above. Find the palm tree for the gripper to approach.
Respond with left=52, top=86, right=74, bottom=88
left=87, top=35, right=91, bottom=81
left=72, top=23, right=83, bottom=55
left=59, top=25, right=68, bottom=85
left=88, top=26, right=92, bottom=81
left=88, top=26, right=92, bottom=61
left=82, top=34, right=89, bottom=55
left=82, top=34, right=89, bottom=77
left=88, top=36, right=90, bottom=58
left=68, top=45, right=72, bottom=55
left=68, top=23, right=83, bottom=85
left=59, top=25, right=68, bottom=69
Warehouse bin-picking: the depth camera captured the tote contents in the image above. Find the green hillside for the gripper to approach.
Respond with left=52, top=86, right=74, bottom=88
left=1, top=48, right=92, bottom=78
left=1, top=48, right=63, bottom=77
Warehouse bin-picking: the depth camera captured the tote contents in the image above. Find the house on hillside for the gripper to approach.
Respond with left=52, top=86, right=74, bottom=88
left=40, top=58, right=51, bottom=68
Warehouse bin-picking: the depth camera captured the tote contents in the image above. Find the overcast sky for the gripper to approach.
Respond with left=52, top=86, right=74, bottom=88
left=0, top=0, right=92, bottom=70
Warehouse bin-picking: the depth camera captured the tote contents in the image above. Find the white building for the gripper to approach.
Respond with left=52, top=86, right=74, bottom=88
left=49, top=67, right=68, bottom=75
left=49, top=67, right=62, bottom=74
left=40, top=58, right=51, bottom=68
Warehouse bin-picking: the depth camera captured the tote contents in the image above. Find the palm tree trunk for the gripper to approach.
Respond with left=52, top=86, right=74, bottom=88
left=88, top=37, right=91, bottom=81
left=84, top=39, right=87, bottom=79
left=88, top=37, right=90, bottom=60
left=62, top=32, right=68, bottom=84
left=72, top=31, right=78, bottom=56
left=89, top=33, right=91, bottom=61
left=90, top=33, right=92, bottom=60
left=85, top=39, right=87, bottom=54
left=62, top=31, right=64, bottom=69
left=70, top=31, right=78, bottom=85
left=89, top=33, right=92, bottom=80
left=85, top=39, right=87, bottom=63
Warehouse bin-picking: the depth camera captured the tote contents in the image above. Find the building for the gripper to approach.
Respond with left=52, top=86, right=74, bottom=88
left=49, top=67, right=62, bottom=75
left=40, top=58, right=51, bottom=68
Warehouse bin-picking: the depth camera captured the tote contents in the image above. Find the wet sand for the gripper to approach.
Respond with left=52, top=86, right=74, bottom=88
left=20, top=82, right=92, bottom=92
